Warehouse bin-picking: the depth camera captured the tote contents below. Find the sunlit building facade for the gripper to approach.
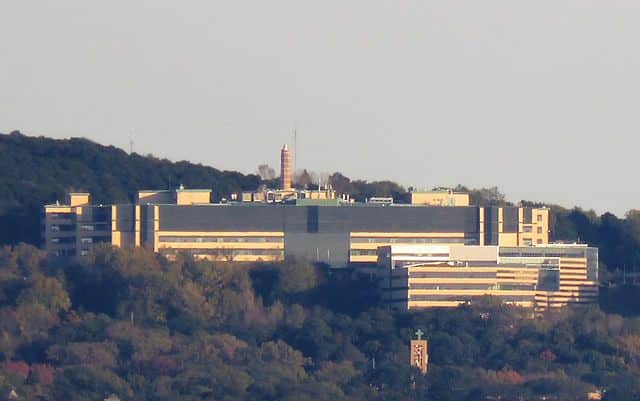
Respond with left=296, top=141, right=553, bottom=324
left=43, top=189, right=551, bottom=266
left=378, top=244, right=598, bottom=310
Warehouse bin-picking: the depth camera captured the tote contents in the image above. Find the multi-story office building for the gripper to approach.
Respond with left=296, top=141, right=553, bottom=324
left=42, top=144, right=554, bottom=265
left=43, top=189, right=551, bottom=266
left=43, top=193, right=113, bottom=257
left=378, top=244, right=598, bottom=310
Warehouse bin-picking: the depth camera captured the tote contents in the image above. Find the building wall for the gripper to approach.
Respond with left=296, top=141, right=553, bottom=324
left=149, top=204, right=485, bottom=265
left=404, top=264, right=538, bottom=309
left=42, top=206, right=76, bottom=256
left=43, top=204, right=112, bottom=257
left=156, top=231, right=285, bottom=262
left=350, top=232, right=472, bottom=263
left=44, top=194, right=552, bottom=267
left=137, top=189, right=212, bottom=205
left=285, top=232, right=348, bottom=265
left=486, top=207, right=550, bottom=247
left=175, top=190, right=211, bottom=205
left=523, top=208, right=549, bottom=246
left=411, top=192, right=470, bottom=206
left=66, top=193, right=90, bottom=207
left=535, top=257, right=598, bottom=309
left=379, top=244, right=598, bottom=311
left=137, top=191, right=173, bottom=204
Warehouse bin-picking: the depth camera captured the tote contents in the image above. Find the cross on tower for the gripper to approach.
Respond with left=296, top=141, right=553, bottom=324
left=415, top=329, right=424, bottom=340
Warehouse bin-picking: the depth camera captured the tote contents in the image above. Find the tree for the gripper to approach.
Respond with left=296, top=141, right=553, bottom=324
left=17, top=276, right=71, bottom=313
left=47, top=342, right=119, bottom=368
left=329, top=172, right=353, bottom=195
left=52, top=365, right=133, bottom=401
left=257, top=164, right=276, bottom=181
left=454, top=185, right=510, bottom=206
left=278, top=258, right=320, bottom=295
left=294, top=169, right=313, bottom=189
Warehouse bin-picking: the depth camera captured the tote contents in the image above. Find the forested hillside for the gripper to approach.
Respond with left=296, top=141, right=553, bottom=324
left=2, top=132, right=640, bottom=400
left=1, top=245, right=640, bottom=401
left=0, top=131, right=261, bottom=245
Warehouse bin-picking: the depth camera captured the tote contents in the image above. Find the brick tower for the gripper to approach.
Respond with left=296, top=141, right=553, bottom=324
left=280, top=144, right=292, bottom=190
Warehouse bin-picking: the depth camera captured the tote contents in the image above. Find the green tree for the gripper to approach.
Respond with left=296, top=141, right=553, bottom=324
left=17, top=275, right=71, bottom=313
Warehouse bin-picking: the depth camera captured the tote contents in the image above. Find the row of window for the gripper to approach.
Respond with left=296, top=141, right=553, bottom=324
left=46, top=213, right=74, bottom=219
left=50, top=224, right=111, bottom=232
left=79, top=223, right=110, bottom=231
left=351, top=249, right=449, bottom=255
left=158, top=236, right=282, bottom=243
left=80, top=237, right=111, bottom=244
left=410, top=271, right=497, bottom=279
left=52, top=249, right=76, bottom=257
left=352, top=250, right=449, bottom=257
left=53, top=249, right=92, bottom=257
left=161, top=249, right=284, bottom=256
left=409, top=294, right=535, bottom=302
left=522, top=226, right=544, bottom=234
left=500, top=250, right=588, bottom=258
left=49, top=224, right=75, bottom=232
left=409, top=283, right=536, bottom=291
left=410, top=283, right=496, bottom=290
left=351, top=237, right=470, bottom=244
left=50, top=237, right=76, bottom=244
left=351, top=249, right=378, bottom=256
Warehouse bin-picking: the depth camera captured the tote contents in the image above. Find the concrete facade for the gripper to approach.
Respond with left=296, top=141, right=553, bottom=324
left=377, top=244, right=598, bottom=310
left=43, top=190, right=551, bottom=266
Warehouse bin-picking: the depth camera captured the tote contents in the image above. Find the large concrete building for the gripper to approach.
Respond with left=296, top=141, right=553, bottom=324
left=378, top=244, right=598, bottom=310
left=43, top=186, right=600, bottom=310
left=43, top=188, right=551, bottom=266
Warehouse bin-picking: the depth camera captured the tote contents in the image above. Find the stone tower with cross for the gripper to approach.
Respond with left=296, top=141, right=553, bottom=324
left=410, top=329, right=429, bottom=374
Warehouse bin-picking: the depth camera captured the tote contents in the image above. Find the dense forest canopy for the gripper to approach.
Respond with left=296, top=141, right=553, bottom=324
left=1, top=245, right=640, bottom=401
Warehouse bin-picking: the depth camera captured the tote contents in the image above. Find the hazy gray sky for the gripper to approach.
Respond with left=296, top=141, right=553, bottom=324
left=1, top=1, right=639, bottom=215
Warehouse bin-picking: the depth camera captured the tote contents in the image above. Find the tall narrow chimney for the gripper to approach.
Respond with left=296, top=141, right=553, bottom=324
left=280, top=144, right=292, bottom=190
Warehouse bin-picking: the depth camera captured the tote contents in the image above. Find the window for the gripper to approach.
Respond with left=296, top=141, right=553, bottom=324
left=351, top=249, right=377, bottom=256
left=536, top=214, right=543, bottom=222
left=537, top=227, right=543, bottom=234
left=54, top=224, right=75, bottom=232
left=537, top=239, right=543, bottom=244
left=47, top=213, right=72, bottom=219
left=81, top=237, right=93, bottom=244
left=538, top=268, right=560, bottom=291
left=523, top=226, right=532, bottom=233
left=80, top=224, right=94, bottom=231
left=523, top=238, right=533, bottom=246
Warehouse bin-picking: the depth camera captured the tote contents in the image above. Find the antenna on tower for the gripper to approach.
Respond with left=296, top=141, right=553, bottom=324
left=129, top=136, right=134, bottom=154
left=293, top=122, right=298, bottom=173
